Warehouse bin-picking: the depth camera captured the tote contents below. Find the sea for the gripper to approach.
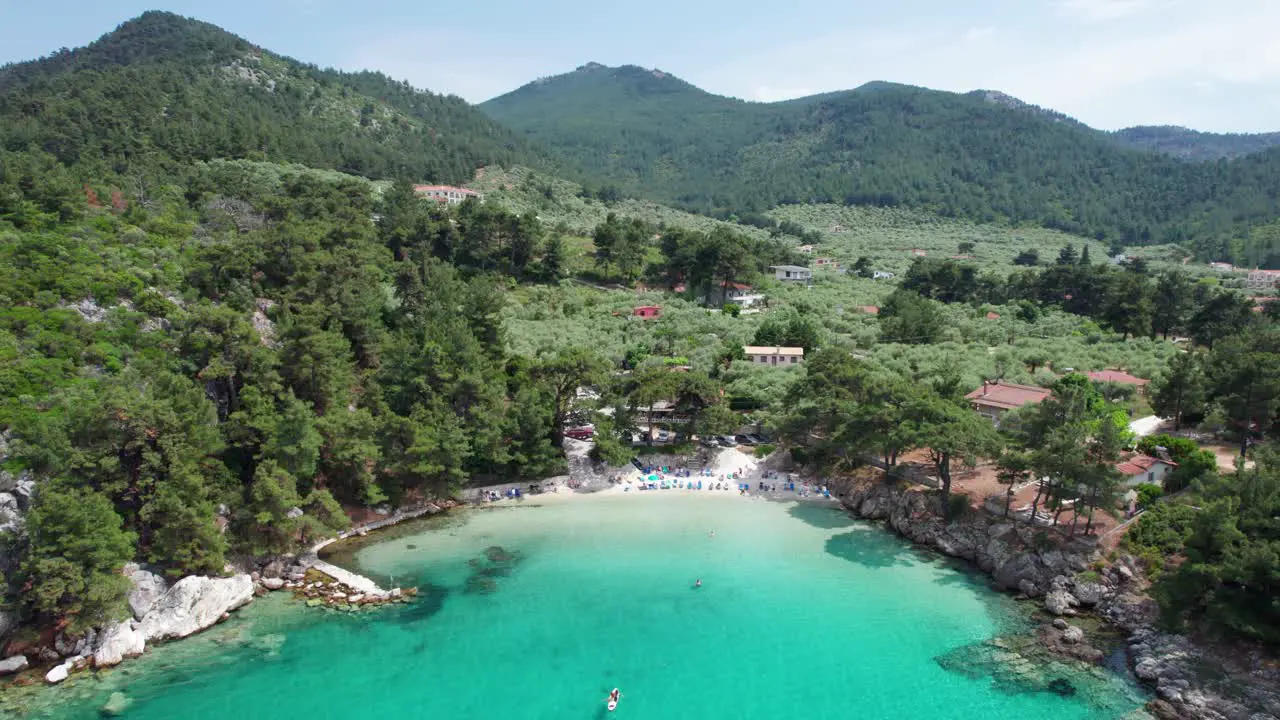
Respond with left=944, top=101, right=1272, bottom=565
left=0, top=491, right=1148, bottom=719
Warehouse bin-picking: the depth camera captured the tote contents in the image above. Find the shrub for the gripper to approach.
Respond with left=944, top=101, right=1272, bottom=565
left=1135, top=483, right=1163, bottom=508
left=754, top=443, right=775, bottom=459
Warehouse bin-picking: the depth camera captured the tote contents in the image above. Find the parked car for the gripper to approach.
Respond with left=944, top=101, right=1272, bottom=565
left=655, top=430, right=673, bottom=442
left=718, top=435, right=738, bottom=447
left=734, top=434, right=754, bottom=446
left=564, top=426, right=594, bottom=440
left=698, top=435, right=717, bottom=448
left=747, top=434, right=768, bottom=445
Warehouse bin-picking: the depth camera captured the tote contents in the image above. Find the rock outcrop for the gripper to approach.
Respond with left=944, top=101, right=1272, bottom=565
left=125, top=563, right=171, bottom=620
left=841, top=480, right=1094, bottom=598
left=839, top=476, right=1280, bottom=720
left=140, top=574, right=254, bottom=642
left=0, top=655, right=28, bottom=675
left=93, top=620, right=146, bottom=667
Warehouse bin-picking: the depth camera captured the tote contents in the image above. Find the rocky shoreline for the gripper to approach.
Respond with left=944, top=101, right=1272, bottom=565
left=0, top=502, right=448, bottom=690
left=837, top=475, right=1280, bottom=720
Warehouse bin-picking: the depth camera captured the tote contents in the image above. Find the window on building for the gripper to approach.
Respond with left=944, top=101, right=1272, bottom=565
left=1147, top=472, right=1154, bottom=482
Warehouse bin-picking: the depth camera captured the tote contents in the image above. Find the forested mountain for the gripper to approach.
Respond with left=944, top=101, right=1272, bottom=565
left=0, top=11, right=549, bottom=183
left=482, top=64, right=1280, bottom=264
left=1112, top=126, right=1280, bottom=161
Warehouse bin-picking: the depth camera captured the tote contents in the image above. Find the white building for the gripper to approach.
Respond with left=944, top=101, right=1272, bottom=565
left=873, top=271, right=895, bottom=280
left=743, top=346, right=805, bottom=367
left=414, top=185, right=483, bottom=205
left=771, top=265, right=813, bottom=283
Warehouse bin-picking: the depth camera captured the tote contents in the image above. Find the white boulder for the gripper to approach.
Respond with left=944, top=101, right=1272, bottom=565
left=125, top=563, right=171, bottom=620
left=45, top=656, right=80, bottom=684
left=261, top=577, right=285, bottom=591
left=1045, top=588, right=1079, bottom=616
left=140, top=575, right=254, bottom=642
left=0, top=655, right=28, bottom=675
left=93, top=620, right=146, bottom=667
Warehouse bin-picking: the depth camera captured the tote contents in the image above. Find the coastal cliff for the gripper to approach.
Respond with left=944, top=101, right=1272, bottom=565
left=838, top=476, right=1280, bottom=720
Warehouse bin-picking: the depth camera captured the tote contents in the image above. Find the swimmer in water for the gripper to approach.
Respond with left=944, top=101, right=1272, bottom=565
left=709, top=530, right=715, bottom=537
left=695, top=578, right=702, bottom=588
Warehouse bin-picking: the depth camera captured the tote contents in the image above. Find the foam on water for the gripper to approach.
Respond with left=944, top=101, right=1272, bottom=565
left=4, top=492, right=1147, bottom=719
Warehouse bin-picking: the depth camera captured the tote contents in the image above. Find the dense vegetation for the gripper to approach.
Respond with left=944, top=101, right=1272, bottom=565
left=0, top=154, right=611, bottom=630
left=1112, top=126, right=1280, bottom=162
left=3, top=9, right=1280, bottom=660
left=0, top=12, right=547, bottom=185
left=482, top=65, right=1280, bottom=266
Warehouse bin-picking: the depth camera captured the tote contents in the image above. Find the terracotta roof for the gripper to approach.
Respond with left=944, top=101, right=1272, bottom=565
left=743, top=346, right=805, bottom=357
left=860, top=305, right=880, bottom=315
left=1087, top=370, right=1149, bottom=386
left=985, top=311, right=1001, bottom=320
left=1116, top=454, right=1177, bottom=476
left=964, top=381, right=1051, bottom=411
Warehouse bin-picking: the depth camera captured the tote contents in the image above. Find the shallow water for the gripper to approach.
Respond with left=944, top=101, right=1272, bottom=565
left=3, top=493, right=1146, bottom=719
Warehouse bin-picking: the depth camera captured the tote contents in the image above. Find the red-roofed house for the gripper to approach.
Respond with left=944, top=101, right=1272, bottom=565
left=985, top=311, right=1001, bottom=320
left=911, top=249, right=927, bottom=257
left=1116, top=454, right=1177, bottom=488
left=414, top=185, right=482, bottom=204
left=860, top=305, right=880, bottom=315
left=1087, top=369, right=1149, bottom=389
left=632, top=305, right=662, bottom=319
left=965, top=380, right=1052, bottom=424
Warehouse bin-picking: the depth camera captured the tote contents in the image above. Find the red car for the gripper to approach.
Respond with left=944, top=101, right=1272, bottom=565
left=564, top=426, right=595, bottom=440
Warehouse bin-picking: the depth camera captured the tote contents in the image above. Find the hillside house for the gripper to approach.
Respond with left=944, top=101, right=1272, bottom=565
left=860, top=305, right=880, bottom=315
left=1087, top=369, right=1149, bottom=392
left=709, top=282, right=763, bottom=308
left=1247, top=269, right=1280, bottom=290
left=1209, top=262, right=1234, bottom=272
left=632, top=305, right=662, bottom=319
left=772, top=265, right=813, bottom=283
left=796, top=245, right=816, bottom=255
left=965, top=380, right=1051, bottom=424
left=873, top=271, right=895, bottom=280
left=743, top=346, right=804, bottom=367
left=1117, top=454, right=1178, bottom=488
left=814, top=257, right=840, bottom=269
left=414, top=185, right=482, bottom=204
left=911, top=249, right=927, bottom=257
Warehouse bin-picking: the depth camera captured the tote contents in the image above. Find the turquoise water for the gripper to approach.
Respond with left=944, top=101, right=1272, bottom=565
left=4, top=493, right=1145, bottom=719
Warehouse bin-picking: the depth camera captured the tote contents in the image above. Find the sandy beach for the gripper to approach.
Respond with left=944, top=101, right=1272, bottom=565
left=468, top=444, right=842, bottom=507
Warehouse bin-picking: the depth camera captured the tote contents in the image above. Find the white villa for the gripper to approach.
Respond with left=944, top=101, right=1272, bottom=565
left=771, top=265, right=813, bottom=283
left=743, top=346, right=805, bottom=367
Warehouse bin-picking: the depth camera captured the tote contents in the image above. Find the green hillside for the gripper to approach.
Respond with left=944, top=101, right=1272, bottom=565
left=0, top=11, right=549, bottom=183
left=481, top=65, right=1280, bottom=265
left=1112, top=126, right=1280, bottom=161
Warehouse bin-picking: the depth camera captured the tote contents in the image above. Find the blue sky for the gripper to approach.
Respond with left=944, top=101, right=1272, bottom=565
left=1, top=0, right=1277, bottom=132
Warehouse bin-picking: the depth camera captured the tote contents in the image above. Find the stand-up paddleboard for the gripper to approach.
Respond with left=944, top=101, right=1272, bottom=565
left=608, top=688, right=620, bottom=711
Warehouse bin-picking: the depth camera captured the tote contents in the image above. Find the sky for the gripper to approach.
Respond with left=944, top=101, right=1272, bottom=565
left=1, top=0, right=1278, bottom=132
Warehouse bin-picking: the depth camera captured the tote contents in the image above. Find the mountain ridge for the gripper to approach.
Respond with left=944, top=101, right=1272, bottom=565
left=0, top=11, right=550, bottom=183
left=481, top=62, right=1280, bottom=262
